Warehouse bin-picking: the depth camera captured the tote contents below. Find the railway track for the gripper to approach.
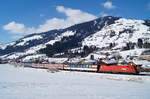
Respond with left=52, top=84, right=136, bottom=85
left=61, top=69, right=150, bottom=76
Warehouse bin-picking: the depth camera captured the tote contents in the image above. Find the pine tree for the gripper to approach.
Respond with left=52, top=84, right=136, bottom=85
left=137, top=38, right=143, bottom=48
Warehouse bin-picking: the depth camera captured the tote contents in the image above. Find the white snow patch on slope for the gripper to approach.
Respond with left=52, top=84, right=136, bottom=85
left=22, top=54, right=47, bottom=62
left=4, top=43, right=46, bottom=59
left=25, top=44, right=46, bottom=54
left=0, top=42, right=15, bottom=50
left=3, top=35, right=48, bottom=59
left=23, top=35, right=43, bottom=41
left=85, top=53, right=106, bottom=59
left=6, top=52, right=25, bottom=59
left=16, top=35, right=43, bottom=46
left=48, top=58, right=68, bottom=63
left=46, top=31, right=75, bottom=45
left=119, top=49, right=146, bottom=58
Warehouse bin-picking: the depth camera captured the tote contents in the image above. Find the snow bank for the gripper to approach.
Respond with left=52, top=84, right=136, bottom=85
left=0, top=64, right=150, bottom=99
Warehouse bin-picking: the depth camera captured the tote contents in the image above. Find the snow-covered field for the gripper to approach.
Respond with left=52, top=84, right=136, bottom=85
left=0, top=64, right=150, bottom=99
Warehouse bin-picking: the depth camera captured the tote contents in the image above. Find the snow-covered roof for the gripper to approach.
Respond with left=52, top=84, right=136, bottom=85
left=102, top=59, right=118, bottom=65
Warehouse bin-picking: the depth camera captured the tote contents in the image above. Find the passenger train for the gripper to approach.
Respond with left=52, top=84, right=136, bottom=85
left=12, top=60, right=141, bottom=74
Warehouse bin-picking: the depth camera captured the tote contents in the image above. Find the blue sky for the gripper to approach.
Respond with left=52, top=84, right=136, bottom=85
left=0, top=0, right=150, bottom=44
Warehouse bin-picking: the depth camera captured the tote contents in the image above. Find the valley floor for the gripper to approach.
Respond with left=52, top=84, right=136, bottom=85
left=0, top=64, right=150, bottom=99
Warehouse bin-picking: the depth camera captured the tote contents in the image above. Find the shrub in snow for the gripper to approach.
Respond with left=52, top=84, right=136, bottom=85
left=47, top=68, right=59, bottom=73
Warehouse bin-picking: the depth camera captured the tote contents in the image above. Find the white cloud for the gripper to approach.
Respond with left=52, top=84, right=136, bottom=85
left=102, top=1, right=116, bottom=9
left=3, top=21, right=25, bottom=33
left=40, top=14, right=45, bottom=17
left=3, top=21, right=35, bottom=34
left=100, top=12, right=109, bottom=17
left=148, top=3, right=150, bottom=10
left=56, top=6, right=96, bottom=22
left=3, top=6, right=97, bottom=34
left=12, top=35, right=24, bottom=39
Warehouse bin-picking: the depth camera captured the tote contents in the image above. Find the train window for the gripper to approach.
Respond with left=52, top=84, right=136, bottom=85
left=86, top=65, right=88, bottom=68
left=82, top=65, right=84, bottom=68
left=79, top=65, right=81, bottom=68
left=88, top=65, right=91, bottom=68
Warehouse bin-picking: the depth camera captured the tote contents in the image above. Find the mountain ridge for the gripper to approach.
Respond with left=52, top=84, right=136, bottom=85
left=0, top=16, right=150, bottom=61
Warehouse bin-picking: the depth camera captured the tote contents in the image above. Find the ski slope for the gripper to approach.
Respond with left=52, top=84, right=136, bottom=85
left=0, top=64, right=150, bottom=99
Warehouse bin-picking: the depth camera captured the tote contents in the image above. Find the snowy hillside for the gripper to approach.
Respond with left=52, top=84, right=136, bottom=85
left=15, top=35, right=43, bottom=46
left=83, top=18, right=150, bottom=48
left=0, top=16, right=150, bottom=61
left=0, top=42, right=15, bottom=50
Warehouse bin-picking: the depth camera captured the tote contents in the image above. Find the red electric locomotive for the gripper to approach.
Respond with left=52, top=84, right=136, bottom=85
left=97, top=60, right=140, bottom=74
